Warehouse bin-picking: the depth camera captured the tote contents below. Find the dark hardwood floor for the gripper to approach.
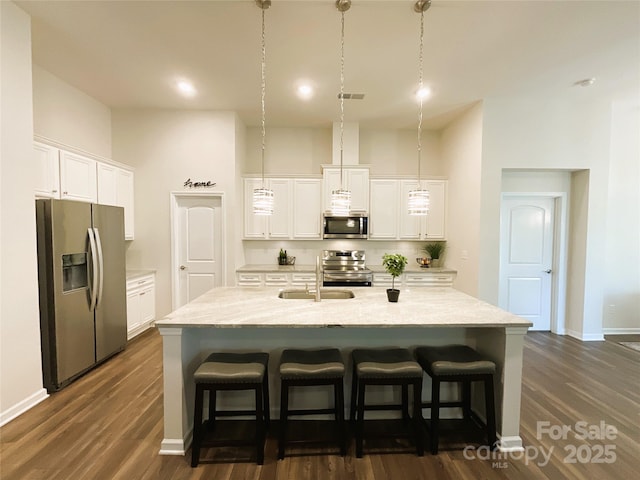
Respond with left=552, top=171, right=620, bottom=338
left=1, top=329, right=638, bottom=479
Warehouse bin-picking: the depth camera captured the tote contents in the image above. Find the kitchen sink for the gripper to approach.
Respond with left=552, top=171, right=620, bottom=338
left=278, top=289, right=355, bottom=300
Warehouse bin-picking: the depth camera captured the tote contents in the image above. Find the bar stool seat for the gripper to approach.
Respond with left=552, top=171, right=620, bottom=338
left=191, top=352, right=269, bottom=467
left=278, top=348, right=346, bottom=459
left=350, top=348, right=424, bottom=458
left=415, top=345, right=497, bottom=454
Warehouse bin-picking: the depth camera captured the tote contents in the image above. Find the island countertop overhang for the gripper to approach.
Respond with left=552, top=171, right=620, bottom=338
left=155, top=287, right=532, bottom=329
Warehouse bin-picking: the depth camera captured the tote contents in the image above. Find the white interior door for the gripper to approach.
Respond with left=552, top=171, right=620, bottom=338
left=175, top=195, right=223, bottom=307
left=499, top=196, right=554, bottom=330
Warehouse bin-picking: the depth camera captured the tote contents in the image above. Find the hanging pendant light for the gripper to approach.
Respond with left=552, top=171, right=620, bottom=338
left=253, top=0, right=274, bottom=216
left=331, top=0, right=352, bottom=216
left=408, top=0, right=431, bottom=216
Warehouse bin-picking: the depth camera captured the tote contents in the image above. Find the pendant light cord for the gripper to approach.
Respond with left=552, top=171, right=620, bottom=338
left=339, top=9, right=345, bottom=190
left=261, top=7, right=267, bottom=187
left=417, top=9, right=424, bottom=184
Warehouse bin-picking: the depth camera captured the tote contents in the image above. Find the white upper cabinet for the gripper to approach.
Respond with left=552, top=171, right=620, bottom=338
left=243, top=178, right=292, bottom=239
left=398, top=179, right=447, bottom=240
left=322, top=167, right=370, bottom=213
left=59, top=150, right=97, bottom=203
left=293, top=178, right=322, bottom=239
left=35, top=141, right=135, bottom=240
left=369, top=179, right=399, bottom=239
left=34, top=142, right=60, bottom=199
left=243, top=177, right=322, bottom=240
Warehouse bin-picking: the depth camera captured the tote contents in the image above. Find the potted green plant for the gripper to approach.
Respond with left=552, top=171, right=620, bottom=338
left=423, top=242, right=445, bottom=268
left=382, top=253, right=408, bottom=302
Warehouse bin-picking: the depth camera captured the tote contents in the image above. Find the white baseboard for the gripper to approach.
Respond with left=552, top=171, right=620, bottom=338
left=127, top=320, right=154, bottom=341
left=0, top=388, right=48, bottom=427
left=602, top=327, right=640, bottom=335
left=566, top=329, right=605, bottom=342
left=498, top=435, right=524, bottom=452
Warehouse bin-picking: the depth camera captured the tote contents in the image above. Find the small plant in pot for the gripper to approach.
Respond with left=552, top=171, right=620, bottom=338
left=423, top=242, right=445, bottom=268
left=382, top=253, right=408, bottom=302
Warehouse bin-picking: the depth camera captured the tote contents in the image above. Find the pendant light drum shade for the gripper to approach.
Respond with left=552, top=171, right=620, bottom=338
left=330, top=189, right=351, bottom=216
left=253, top=187, right=274, bottom=216
left=408, top=188, right=430, bottom=216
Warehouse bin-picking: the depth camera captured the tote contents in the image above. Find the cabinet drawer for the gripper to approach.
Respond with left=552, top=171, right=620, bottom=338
left=291, top=273, right=316, bottom=286
left=265, top=273, right=288, bottom=286
left=372, top=273, right=394, bottom=287
left=127, top=274, right=155, bottom=292
left=237, top=273, right=264, bottom=286
left=405, top=273, right=454, bottom=287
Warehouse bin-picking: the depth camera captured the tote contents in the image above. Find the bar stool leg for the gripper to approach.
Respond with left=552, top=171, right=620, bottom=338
left=402, top=384, right=410, bottom=421
left=484, top=375, right=497, bottom=450
left=462, top=380, right=471, bottom=420
left=255, top=385, right=265, bottom=465
left=191, top=384, right=205, bottom=467
left=412, top=378, right=424, bottom=456
left=356, top=379, right=366, bottom=458
left=207, top=390, right=217, bottom=431
left=430, top=378, right=441, bottom=455
left=263, top=371, right=271, bottom=427
left=278, top=380, right=289, bottom=460
left=349, top=364, right=358, bottom=423
left=335, top=379, right=346, bottom=456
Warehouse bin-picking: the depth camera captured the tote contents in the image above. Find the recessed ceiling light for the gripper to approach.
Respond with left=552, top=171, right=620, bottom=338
left=176, top=79, right=196, bottom=97
left=574, top=78, right=596, bottom=87
left=416, top=86, right=431, bottom=100
left=297, top=84, right=314, bottom=100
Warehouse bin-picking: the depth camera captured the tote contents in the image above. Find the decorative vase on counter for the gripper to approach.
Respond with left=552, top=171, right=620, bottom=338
left=386, top=289, right=400, bottom=303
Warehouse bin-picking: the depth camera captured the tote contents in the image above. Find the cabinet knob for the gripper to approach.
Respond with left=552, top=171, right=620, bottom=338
left=52, top=189, right=57, bottom=193
left=180, top=265, right=186, bottom=270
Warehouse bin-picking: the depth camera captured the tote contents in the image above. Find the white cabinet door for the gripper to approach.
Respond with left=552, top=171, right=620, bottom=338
left=347, top=169, right=370, bottom=212
left=59, top=151, right=97, bottom=203
left=139, top=285, right=156, bottom=324
left=399, top=179, right=447, bottom=240
left=97, top=163, right=117, bottom=205
left=244, top=178, right=267, bottom=238
left=424, top=180, right=447, bottom=239
left=322, top=167, right=369, bottom=213
left=34, top=142, right=60, bottom=199
left=268, top=179, right=292, bottom=239
left=126, top=290, right=141, bottom=335
left=293, top=178, right=322, bottom=239
left=399, top=180, right=422, bottom=239
left=369, top=180, right=399, bottom=239
left=116, top=168, right=135, bottom=240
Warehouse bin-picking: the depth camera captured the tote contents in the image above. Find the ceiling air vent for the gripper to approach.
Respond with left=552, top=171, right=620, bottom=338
left=338, top=93, right=365, bottom=100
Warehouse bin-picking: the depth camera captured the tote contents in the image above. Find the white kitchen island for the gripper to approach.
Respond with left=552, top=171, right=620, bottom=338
left=155, top=286, right=531, bottom=456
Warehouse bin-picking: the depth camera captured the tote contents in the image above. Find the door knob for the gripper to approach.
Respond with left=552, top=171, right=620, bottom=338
left=180, top=265, right=186, bottom=270
left=544, top=269, right=552, bottom=274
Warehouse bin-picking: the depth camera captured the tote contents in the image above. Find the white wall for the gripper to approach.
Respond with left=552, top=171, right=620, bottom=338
left=481, top=97, right=612, bottom=340
left=0, top=1, right=48, bottom=426
left=32, top=65, right=112, bottom=159
left=440, top=102, right=483, bottom=296
left=603, top=93, right=640, bottom=332
left=111, top=109, right=240, bottom=318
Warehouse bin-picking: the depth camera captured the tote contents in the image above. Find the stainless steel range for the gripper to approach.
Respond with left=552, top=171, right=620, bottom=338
left=322, top=250, right=373, bottom=287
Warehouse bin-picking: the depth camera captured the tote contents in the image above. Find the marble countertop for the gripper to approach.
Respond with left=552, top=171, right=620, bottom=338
left=156, top=286, right=531, bottom=329
left=126, top=269, right=156, bottom=280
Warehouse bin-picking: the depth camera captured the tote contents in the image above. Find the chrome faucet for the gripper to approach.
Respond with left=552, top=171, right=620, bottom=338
left=315, top=255, right=322, bottom=302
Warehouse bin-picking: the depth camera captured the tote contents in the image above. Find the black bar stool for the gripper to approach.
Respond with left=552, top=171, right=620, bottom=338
left=278, top=348, right=346, bottom=459
left=191, top=352, right=270, bottom=467
left=415, top=345, right=497, bottom=454
left=350, top=348, right=424, bottom=458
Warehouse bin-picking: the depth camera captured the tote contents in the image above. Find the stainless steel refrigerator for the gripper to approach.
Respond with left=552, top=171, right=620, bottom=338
left=36, top=199, right=127, bottom=392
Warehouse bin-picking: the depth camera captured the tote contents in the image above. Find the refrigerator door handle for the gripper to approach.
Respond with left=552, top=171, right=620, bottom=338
left=88, top=227, right=99, bottom=311
left=93, top=227, right=105, bottom=307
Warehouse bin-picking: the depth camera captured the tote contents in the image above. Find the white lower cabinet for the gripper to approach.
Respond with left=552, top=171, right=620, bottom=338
left=290, top=273, right=317, bottom=287
left=372, top=271, right=455, bottom=288
left=126, top=273, right=156, bottom=340
left=237, top=272, right=264, bottom=286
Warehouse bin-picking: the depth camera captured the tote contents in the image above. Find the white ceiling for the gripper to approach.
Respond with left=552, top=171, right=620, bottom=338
left=16, top=0, right=640, bottom=129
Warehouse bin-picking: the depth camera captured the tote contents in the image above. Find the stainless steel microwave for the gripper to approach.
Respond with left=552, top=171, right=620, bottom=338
left=323, top=213, right=368, bottom=239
